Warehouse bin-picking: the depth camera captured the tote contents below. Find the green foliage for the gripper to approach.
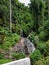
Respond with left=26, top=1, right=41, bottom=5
left=45, top=40, right=49, bottom=56
left=38, top=31, right=47, bottom=41
left=37, top=42, right=47, bottom=56
left=0, top=0, right=49, bottom=64
left=12, top=52, right=26, bottom=60
left=34, top=56, right=49, bottom=65
left=11, top=0, right=34, bottom=36
left=0, top=53, right=4, bottom=59
left=0, top=59, right=12, bottom=64
left=23, top=22, right=34, bottom=36
left=34, top=59, right=44, bottom=65
left=28, top=32, right=39, bottom=46
left=37, top=42, right=46, bottom=51
left=0, top=33, right=20, bottom=50
left=28, top=32, right=36, bottom=43
left=38, top=20, right=49, bottom=41
left=36, top=40, right=49, bottom=57
left=30, top=0, right=45, bottom=32
left=45, top=56, right=49, bottom=65
left=0, top=0, right=10, bottom=27
left=30, top=49, right=43, bottom=64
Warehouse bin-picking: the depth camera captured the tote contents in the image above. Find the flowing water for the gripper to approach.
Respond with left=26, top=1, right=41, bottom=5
left=24, top=38, right=35, bottom=54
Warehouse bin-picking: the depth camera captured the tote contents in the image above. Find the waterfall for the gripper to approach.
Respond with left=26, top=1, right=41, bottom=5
left=24, top=38, right=35, bottom=54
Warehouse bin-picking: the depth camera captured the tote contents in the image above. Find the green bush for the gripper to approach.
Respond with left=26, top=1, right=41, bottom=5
left=45, top=56, right=49, bottom=65
left=15, top=24, right=21, bottom=35
left=28, top=32, right=36, bottom=43
left=1, top=33, right=20, bottom=50
left=37, top=42, right=46, bottom=55
left=37, top=40, right=49, bottom=57
left=38, top=31, right=47, bottom=41
left=34, top=56, right=49, bottom=65
left=0, top=53, right=4, bottom=59
left=12, top=52, right=26, bottom=60
left=30, top=49, right=43, bottom=64
left=0, top=59, right=12, bottom=64
left=34, top=59, right=44, bottom=65
left=45, top=40, right=49, bottom=56
left=20, top=20, right=33, bottom=37
left=28, top=32, right=39, bottom=46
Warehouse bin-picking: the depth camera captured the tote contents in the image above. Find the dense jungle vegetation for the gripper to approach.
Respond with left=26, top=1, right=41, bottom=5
left=0, top=0, right=49, bottom=65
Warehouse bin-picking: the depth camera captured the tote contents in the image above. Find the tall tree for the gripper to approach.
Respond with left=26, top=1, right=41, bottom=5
left=30, top=0, right=45, bottom=32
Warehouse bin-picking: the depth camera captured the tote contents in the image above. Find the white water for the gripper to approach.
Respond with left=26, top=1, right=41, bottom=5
left=24, top=38, right=35, bottom=53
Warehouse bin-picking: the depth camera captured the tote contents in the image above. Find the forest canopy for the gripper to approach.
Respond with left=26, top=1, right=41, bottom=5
left=0, top=0, right=49, bottom=65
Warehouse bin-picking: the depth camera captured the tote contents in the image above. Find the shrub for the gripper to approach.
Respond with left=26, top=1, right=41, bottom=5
left=28, top=32, right=36, bottom=43
left=37, top=42, right=46, bottom=55
left=23, top=22, right=34, bottom=37
left=34, top=59, right=44, bottom=65
left=30, top=49, right=43, bottom=64
left=1, top=33, right=20, bottom=50
left=12, top=52, right=26, bottom=60
left=45, top=40, right=49, bottom=56
left=15, top=24, right=21, bottom=35
left=34, top=35, right=39, bottom=44
left=28, top=32, right=39, bottom=46
left=0, top=59, right=12, bottom=64
left=37, top=40, right=49, bottom=57
left=45, top=56, right=49, bottom=65
left=34, top=56, right=49, bottom=65
left=0, top=53, right=4, bottom=59
left=38, top=31, right=47, bottom=41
